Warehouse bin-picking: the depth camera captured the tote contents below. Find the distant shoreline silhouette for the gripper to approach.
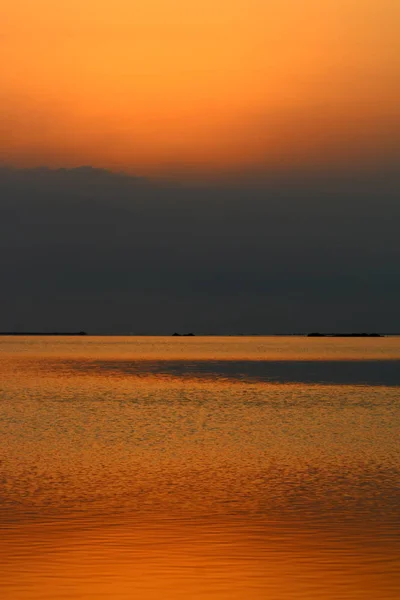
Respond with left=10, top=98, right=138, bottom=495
left=0, top=331, right=87, bottom=336
left=172, top=332, right=195, bottom=337
left=307, top=332, right=383, bottom=337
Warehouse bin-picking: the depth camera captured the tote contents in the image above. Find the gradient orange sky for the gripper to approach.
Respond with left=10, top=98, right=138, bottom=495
left=1, top=0, right=399, bottom=177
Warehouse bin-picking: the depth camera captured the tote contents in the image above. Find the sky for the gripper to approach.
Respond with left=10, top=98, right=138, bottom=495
left=0, top=1, right=399, bottom=333
left=2, top=0, right=399, bottom=177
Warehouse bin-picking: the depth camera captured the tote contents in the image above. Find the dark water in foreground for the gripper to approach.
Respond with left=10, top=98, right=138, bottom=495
left=0, top=336, right=399, bottom=599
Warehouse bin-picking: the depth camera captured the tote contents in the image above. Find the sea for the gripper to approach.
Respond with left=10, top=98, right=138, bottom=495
left=0, top=335, right=399, bottom=599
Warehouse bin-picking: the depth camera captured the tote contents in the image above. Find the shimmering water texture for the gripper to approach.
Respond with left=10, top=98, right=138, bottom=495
left=1, top=336, right=399, bottom=599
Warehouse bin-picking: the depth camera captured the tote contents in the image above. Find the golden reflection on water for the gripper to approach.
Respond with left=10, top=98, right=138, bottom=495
left=1, top=334, right=400, bottom=361
left=1, top=517, right=399, bottom=600
left=0, top=337, right=399, bottom=599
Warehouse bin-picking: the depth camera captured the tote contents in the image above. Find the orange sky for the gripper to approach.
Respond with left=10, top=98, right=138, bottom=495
left=1, top=0, right=399, bottom=178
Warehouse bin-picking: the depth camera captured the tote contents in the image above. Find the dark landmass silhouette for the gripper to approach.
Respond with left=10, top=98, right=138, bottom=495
left=0, top=331, right=87, bottom=336
left=172, top=332, right=195, bottom=336
left=307, top=332, right=383, bottom=337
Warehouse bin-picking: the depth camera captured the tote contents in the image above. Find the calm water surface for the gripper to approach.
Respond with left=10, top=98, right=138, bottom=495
left=0, top=336, right=399, bottom=599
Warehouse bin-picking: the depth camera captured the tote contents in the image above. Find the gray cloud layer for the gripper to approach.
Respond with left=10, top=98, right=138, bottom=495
left=0, top=166, right=399, bottom=333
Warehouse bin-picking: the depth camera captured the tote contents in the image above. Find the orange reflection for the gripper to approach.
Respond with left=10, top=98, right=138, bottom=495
left=1, top=335, right=400, bottom=598
left=1, top=517, right=399, bottom=599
